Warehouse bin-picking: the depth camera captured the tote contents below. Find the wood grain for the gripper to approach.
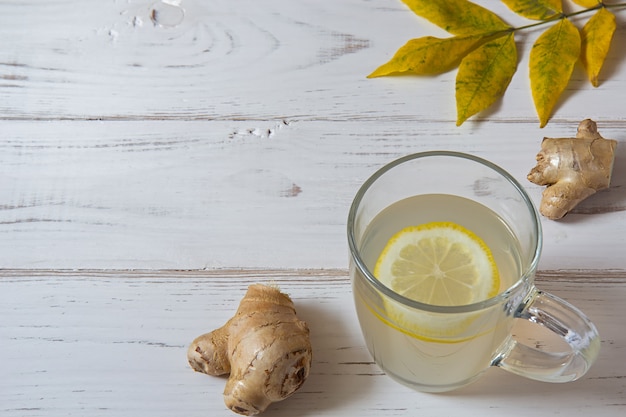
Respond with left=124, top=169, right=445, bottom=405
left=2, top=1, right=626, bottom=415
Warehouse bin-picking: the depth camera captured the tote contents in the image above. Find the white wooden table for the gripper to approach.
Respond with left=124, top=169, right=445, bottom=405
left=1, top=1, right=625, bottom=416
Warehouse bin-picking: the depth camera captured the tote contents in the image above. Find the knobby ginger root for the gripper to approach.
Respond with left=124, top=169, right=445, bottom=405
left=528, top=119, right=617, bottom=220
left=187, top=284, right=312, bottom=416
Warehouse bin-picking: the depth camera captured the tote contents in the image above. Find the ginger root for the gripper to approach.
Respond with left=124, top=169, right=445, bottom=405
left=187, top=284, right=312, bottom=416
left=528, top=119, right=617, bottom=220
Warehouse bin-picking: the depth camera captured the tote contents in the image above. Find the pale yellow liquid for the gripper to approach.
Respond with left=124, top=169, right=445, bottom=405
left=352, top=194, right=524, bottom=392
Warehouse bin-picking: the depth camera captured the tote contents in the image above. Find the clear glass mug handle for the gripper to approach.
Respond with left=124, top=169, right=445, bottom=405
left=494, top=288, right=601, bottom=382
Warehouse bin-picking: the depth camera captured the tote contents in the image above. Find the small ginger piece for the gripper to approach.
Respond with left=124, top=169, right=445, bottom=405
left=528, top=119, right=617, bottom=220
left=187, top=284, right=312, bottom=416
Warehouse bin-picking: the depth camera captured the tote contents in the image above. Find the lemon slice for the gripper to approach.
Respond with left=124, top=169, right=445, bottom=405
left=373, top=222, right=500, bottom=341
left=375, top=222, right=499, bottom=306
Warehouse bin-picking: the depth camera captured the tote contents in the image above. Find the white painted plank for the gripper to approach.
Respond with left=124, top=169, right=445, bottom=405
left=0, top=0, right=624, bottom=123
left=2, top=119, right=625, bottom=269
left=1, top=270, right=624, bottom=416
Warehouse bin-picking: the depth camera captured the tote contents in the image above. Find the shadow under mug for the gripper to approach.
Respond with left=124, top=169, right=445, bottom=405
left=347, top=151, right=600, bottom=393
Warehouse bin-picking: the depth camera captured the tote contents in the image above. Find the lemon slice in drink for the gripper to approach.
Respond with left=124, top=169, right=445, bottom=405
left=373, top=222, right=500, bottom=340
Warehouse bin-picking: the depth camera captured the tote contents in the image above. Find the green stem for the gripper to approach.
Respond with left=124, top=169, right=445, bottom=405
left=510, top=2, right=626, bottom=33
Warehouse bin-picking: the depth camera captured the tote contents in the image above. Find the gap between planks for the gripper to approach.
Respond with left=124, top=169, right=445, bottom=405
left=0, top=268, right=624, bottom=284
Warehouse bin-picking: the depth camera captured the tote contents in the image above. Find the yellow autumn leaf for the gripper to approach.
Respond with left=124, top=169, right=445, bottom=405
left=580, top=8, right=616, bottom=87
left=501, top=0, right=562, bottom=20
left=456, top=33, right=517, bottom=125
left=529, top=19, right=581, bottom=127
left=368, top=35, right=487, bottom=77
left=401, top=0, right=511, bottom=35
left=571, top=0, right=601, bottom=7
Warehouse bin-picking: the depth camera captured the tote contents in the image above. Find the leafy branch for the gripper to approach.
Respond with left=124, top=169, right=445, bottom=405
left=368, top=0, right=624, bottom=127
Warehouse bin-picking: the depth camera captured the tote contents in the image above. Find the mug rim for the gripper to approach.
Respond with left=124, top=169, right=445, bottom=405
left=347, top=151, right=543, bottom=314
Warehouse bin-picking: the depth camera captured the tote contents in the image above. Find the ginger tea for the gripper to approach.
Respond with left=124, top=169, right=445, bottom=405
left=352, top=194, right=524, bottom=392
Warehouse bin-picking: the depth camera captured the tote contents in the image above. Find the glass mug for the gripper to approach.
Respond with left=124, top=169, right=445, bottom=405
left=347, top=151, right=600, bottom=393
